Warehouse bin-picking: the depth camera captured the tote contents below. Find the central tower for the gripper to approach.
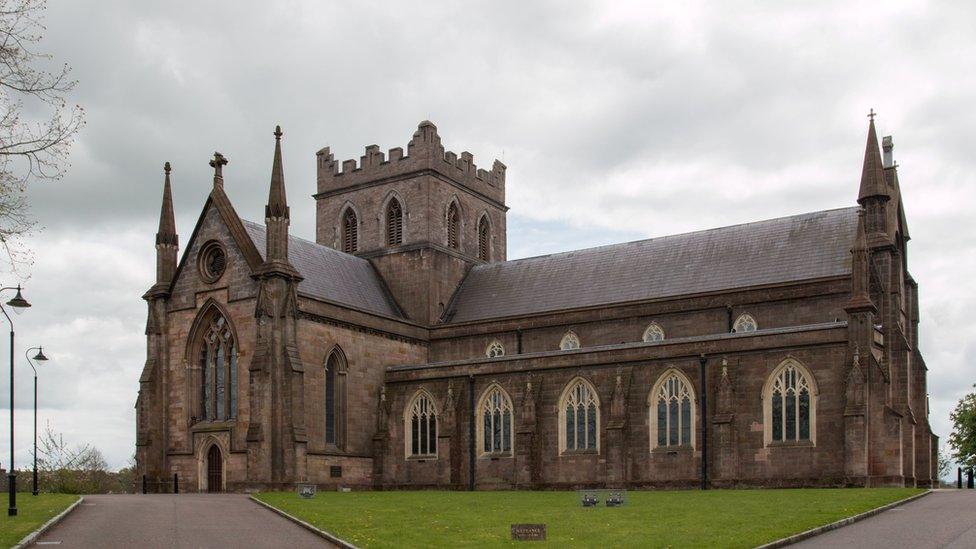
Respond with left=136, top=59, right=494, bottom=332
left=314, top=121, right=508, bottom=324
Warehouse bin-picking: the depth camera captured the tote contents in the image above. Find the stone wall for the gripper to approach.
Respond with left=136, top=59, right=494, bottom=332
left=382, top=324, right=854, bottom=489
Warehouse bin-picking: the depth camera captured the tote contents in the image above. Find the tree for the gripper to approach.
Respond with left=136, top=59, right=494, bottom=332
left=948, top=385, right=976, bottom=470
left=937, top=449, right=953, bottom=482
left=35, top=422, right=110, bottom=493
left=0, top=0, right=84, bottom=271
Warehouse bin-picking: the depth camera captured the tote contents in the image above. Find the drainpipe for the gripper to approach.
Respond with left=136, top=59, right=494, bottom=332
left=468, top=374, right=476, bottom=491
left=726, top=305, right=734, bottom=332
left=516, top=328, right=523, bottom=354
left=699, top=354, right=708, bottom=490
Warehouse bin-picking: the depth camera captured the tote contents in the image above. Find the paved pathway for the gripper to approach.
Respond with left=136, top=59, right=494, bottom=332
left=795, top=489, right=976, bottom=549
left=34, top=494, right=334, bottom=548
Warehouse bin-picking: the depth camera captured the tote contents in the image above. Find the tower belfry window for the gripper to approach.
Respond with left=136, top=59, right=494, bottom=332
left=447, top=202, right=460, bottom=250
left=387, top=199, right=403, bottom=246
left=478, top=216, right=490, bottom=261
left=342, top=208, right=358, bottom=254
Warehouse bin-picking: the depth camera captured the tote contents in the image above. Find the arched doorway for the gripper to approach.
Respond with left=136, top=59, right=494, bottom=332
left=206, top=445, right=223, bottom=493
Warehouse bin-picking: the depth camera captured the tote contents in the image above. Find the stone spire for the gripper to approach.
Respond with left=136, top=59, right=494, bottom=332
left=156, top=162, right=177, bottom=246
left=857, top=112, right=891, bottom=205
left=155, top=161, right=178, bottom=285
left=264, top=125, right=290, bottom=262
left=266, top=125, right=288, bottom=220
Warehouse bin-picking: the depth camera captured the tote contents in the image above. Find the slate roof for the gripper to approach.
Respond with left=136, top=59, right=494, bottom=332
left=444, top=207, right=859, bottom=324
left=242, top=221, right=401, bottom=318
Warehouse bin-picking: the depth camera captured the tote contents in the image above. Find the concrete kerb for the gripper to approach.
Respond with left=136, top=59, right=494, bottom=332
left=756, top=489, right=933, bottom=549
left=12, top=495, right=85, bottom=549
left=249, top=495, right=358, bottom=549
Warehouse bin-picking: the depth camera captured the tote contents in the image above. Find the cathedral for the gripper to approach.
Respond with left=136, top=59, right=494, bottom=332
left=136, top=117, right=936, bottom=492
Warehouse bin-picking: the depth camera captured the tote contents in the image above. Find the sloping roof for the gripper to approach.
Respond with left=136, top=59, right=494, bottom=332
left=444, top=207, right=858, bottom=324
left=242, top=221, right=401, bottom=318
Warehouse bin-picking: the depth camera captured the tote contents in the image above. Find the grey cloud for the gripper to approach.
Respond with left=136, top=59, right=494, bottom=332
left=1, top=0, right=972, bottom=469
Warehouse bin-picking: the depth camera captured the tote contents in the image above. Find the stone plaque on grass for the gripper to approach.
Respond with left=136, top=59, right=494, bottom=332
left=511, top=524, right=546, bottom=541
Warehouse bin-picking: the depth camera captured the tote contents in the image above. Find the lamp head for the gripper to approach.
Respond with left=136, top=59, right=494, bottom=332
left=32, top=347, right=48, bottom=362
left=6, top=285, right=30, bottom=314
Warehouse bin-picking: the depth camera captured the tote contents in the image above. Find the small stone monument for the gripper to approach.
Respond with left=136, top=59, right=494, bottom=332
left=297, top=483, right=316, bottom=499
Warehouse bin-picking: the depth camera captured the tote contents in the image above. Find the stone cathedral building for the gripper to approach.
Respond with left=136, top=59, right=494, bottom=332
left=136, top=117, right=936, bottom=492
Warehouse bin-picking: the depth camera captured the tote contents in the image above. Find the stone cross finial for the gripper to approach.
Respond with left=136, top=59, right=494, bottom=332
left=274, top=125, right=283, bottom=140
left=209, top=151, right=228, bottom=182
left=867, top=108, right=876, bottom=121
left=164, top=161, right=171, bottom=175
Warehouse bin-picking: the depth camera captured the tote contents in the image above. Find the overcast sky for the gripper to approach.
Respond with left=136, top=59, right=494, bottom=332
left=0, top=0, right=973, bottom=473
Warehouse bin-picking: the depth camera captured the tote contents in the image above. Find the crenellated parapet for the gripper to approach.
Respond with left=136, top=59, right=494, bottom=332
left=315, top=120, right=506, bottom=204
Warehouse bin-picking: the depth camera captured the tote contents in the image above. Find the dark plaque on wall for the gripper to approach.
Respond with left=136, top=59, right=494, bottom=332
left=510, top=524, right=546, bottom=541
left=330, top=465, right=342, bottom=478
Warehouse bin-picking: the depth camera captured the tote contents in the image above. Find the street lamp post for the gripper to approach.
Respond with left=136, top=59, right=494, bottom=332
left=1, top=285, right=31, bottom=517
left=25, top=347, right=48, bottom=496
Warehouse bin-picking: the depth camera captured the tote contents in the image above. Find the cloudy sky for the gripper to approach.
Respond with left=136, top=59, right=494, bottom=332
left=0, top=0, right=973, bottom=473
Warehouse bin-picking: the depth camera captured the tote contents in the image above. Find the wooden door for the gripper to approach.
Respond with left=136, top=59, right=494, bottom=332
left=207, top=445, right=223, bottom=493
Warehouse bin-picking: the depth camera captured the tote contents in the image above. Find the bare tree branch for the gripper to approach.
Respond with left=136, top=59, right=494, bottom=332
left=0, top=0, right=85, bottom=274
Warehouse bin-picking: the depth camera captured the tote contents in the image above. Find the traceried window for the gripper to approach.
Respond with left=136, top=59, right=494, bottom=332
left=199, top=313, right=237, bottom=421
left=478, top=215, right=490, bottom=261
left=559, top=331, right=580, bottom=351
left=559, top=378, right=599, bottom=453
left=478, top=385, right=513, bottom=456
left=447, top=202, right=460, bottom=250
left=650, top=370, right=695, bottom=449
left=642, top=323, right=665, bottom=342
left=406, top=391, right=437, bottom=458
left=386, top=198, right=403, bottom=246
left=486, top=340, right=505, bottom=358
left=733, top=314, right=758, bottom=333
left=342, top=208, right=358, bottom=254
left=763, top=359, right=816, bottom=445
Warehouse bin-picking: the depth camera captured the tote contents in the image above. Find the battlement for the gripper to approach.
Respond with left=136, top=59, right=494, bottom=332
left=315, top=120, right=506, bottom=204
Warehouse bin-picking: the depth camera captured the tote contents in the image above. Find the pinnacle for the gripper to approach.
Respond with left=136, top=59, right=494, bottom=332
left=156, top=161, right=177, bottom=246
left=857, top=115, right=890, bottom=204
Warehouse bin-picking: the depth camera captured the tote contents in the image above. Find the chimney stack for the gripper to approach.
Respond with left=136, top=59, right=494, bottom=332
left=882, top=135, right=894, bottom=168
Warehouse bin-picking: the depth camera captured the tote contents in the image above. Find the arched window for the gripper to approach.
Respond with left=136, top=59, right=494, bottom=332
left=763, top=359, right=817, bottom=445
left=478, top=384, right=513, bottom=456
left=733, top=313, right=758, bottom=333
left=447, top=202, right=460, bottom=249
left=324, top=348, right=347, bottom=448
left=558, top=378, right=600, bottom=453
left=387, top=198, right=403, bottom=246
left=342, top=208, right=358, bottom=254
left=559, top=331, right=580, bottom=351
left=405, top=390, right=437, bottom=458
left=649, top=370, right=695, bottom=449
left=486, top=340, right=505, bottom=358
left=642, top=323, right=665, bottom=342
left=478, top=215, right=490, bottom=261
left=199, top=313, right=237, bottom=421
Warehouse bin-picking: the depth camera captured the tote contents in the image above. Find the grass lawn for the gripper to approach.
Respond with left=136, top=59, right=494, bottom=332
left=256, top=488, right=922, bottom=548
left=0, top=493, right=79, bottom=548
